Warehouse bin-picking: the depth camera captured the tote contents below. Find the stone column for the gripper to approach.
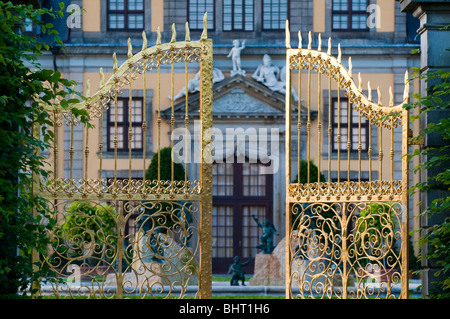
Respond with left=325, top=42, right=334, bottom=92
left=398, top=0, right=450, bottom=298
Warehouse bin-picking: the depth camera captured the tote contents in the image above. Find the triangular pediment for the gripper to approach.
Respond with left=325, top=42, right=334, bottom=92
left=214, top=86, right=281, bottom=115
left=163, top=74, right=309, bottom=120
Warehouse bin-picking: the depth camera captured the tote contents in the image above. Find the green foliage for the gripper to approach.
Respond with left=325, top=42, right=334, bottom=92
left=291, top=160, right=331, bottom=236
left=61, top=202, right=117, bottom=264
left=353, top=202, right=399, bottom=269
left=406, top=65, right=450, bottom=298
left=292, top=160, right=326, bottom=184
left=145, top=147, right=186, bottom=182
left=0, top=1, right=84, bottom=295
left=143, top=147, right=188, bottom=231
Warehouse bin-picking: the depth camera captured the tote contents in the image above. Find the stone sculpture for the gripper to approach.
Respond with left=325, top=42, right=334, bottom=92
left=169, top=68, right=225, bottom=100
left=252, top=54, right=285, bottom=94
left=227, top=39, right=246, bottom=76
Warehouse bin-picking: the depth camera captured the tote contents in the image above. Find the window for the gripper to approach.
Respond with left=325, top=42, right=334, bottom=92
left=107, top=98, right=143, bottom=152
left=331, top=98, right=369, bottom=153
left=262, top=0, right=288, bottom=30
left=332, top=0, right=368, bottom=31
left=188, top=0, right=215, bottom=30
left=107, top=0, right=144, bottom=30
left=212, top=160, right=272, bottom=273
left=223, top=0, right=254, bottom=31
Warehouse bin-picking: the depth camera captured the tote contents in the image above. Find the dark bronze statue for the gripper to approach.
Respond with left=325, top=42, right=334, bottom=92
left=227, top=256, right=252, bottom=286
left=252, top=215, right=279, bottom=254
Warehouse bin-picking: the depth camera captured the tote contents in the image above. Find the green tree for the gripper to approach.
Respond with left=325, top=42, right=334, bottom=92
left=142, top=147, right=188, bottom=231
left=0, top=1, right=84, bottom=296
left=145, top=147, right=186, bottom=183
left=292, top=159, right=326, bottom=184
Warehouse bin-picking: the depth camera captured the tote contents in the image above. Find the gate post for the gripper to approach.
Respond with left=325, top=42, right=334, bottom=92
left=198, top=32, right=213, bottom=299
left=401, top=97, right=410, bottom=299
left=285, top=28, right=293, bottom=298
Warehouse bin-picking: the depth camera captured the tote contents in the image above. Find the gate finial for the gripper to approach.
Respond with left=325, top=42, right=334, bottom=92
left=317, top=33, right=322, bottom=52
left=113, top=53, right=118, bottom=72
left=156, top=26, right=161, bottom=45
left=403, top=70, right=409, bottom=101
left=142, top=30, right=147, bottom=50
left=171, top=23, right=176, bottom=43
left=358, top=72, right=362, bottom=91
left=377, top=86, right=382, bottom=105
left=348, top=57, right=352, bottom=77
left=99, top=67, right=104, bottom=86
left=368, top=81, right=372, bottom=101
left=337, top=43, right=341, bottom=63
left=327, top=37, right=331, bottom=55
left=298, top=31, right=302, bottom=49
left=285, top=20, right=291, bottom=48
left=86, top=79, right=91, bottom=98
left=185, top=21, right=191, bottom=42
left=127, top=38, right=133, bottom=58
left=307, top=31, right=312, bottom=49
left=389, top=86, right=394, bottom=106
left=201, top=12, right=208, bottom=39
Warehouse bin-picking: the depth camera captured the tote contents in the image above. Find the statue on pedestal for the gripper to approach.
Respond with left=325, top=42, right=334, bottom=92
left=227, top=39, right=246, bottom=76
left=252, top=215, right=279, bottom=254
left=228, top=256, right=252, bottom=286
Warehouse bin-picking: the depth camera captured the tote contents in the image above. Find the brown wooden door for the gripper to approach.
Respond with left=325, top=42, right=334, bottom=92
left=212, top=160, right=273, bottom=274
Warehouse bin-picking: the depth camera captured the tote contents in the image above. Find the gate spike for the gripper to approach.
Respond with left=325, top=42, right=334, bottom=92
left=377, top=86, right=382, bottom=105
left=389, top=86, right=394, bottom=106
left=337, top=43, right=341, bottom=63
left=307, top=31, right=312, bottom=49
left=403, top=70, right=410, bottom=101
left=327, top=37, right=331, bottom=55
left=318, top=33, right=322, bottom=52
left=113, top=52, right=118, bottom=72
left=358, top=72, right=362, bottom=91
left=201, top=12, right=208, bottom=39
left=285, top=20, right=291, bottom=48
left=142, top=30, right=147, bottom=50
left=298, top=31, right=302, bottom=49
left=170, top=23, right=176, bottom=43
left=156, top=26, right=161, bottom=45
left=86, top=79, right=91, bottom=98
left=99, top=67, right=104, bottom=86
left=368, top=81, right=372, bottom=101
left=348, top=57, right=352, bottom=77
left=127, top=38, right=133, bottom=58
left=185, top=21, right=191, bottom=42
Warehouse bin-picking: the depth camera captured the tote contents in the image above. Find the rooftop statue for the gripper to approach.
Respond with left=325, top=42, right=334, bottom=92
left=252, top=54, right=285, bottom=94
left=169, top=68, right=225, bottom=101
left=227, top=39, right=246, bottom=77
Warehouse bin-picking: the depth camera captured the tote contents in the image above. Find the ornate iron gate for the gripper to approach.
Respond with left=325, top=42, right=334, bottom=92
left=284, top=23, right=410, bottom=299
left=32, top=16, right=213, bottom=299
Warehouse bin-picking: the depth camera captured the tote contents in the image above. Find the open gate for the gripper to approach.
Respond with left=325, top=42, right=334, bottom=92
left=284, top=22, right=410, bottom=299
left=32, top=15, right=213, bottom=299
